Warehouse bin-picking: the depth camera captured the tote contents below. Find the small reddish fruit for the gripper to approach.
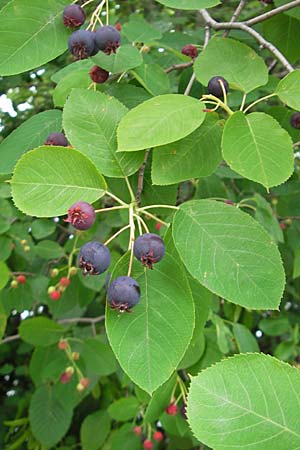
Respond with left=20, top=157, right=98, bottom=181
left=65, top=201, right=95, bottom=231
left=143, top=440, right=153, bottom=450
left=155, top=222, right=162, bottom=231
left=58, top=339, right=68, bottom=350
left=153, top=431, right=164, bottom=442
left=89, top=65, right=109, bottom=84
left=280, top=222, right=286, bottom=230
left=166, top=403, right=178, bottom=416
left=133, top=426, right=142, bottom=436
left=115, top=22, right=122, bottom=31
left=60, top=277, right=70, bottom=287
left=49, top=290, right=61, bottom=301
left=181, top=44, right=198, bottom=59
left=60, top=367, right=74, bottom=384
left=77, top=377, right=90, bottom=392
left=16, top=275, right=26, bottom=284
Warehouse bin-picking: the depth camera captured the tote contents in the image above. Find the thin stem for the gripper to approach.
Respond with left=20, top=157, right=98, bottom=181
left=127, top=206, right=135, bottom=277
left=67, top=233, right=80, bottom=276
left=184, top=72, right=196, bottom=96
left=139, top=205, right=179, bottom=211
left=243, top=93, right=277, bottom=113
left=58, top=315, right=105, bottom=324
left=125, top=177, right=136, bottom=203
left=0, top=334, right=20, bottom=345
left=82, top=0, right=95, bottom=6
left=219, top=79, right=228, bottom=106
left=104, top=224, right=131, bottom=246
left=201, top=94, right=233, bottom=116
left=135, top=215, right=143, bottom=235
left=223, top=0, right=247, bottom=37
left=164, top=61, right=193, bottom=74
left=139, top=210, right=169, bottom=227
left=95, top=205, right=128, bottom=213
left=246, top=0, right=300, bottom=26
left=105, top=0, right=109, bottom=25
left=105, top=191, right=127, bottom=206
left=240, top=93, right=247, bottom=111
left=136, top=150, right=150, bottom=206
left=134, top=214, right=150, bottom=233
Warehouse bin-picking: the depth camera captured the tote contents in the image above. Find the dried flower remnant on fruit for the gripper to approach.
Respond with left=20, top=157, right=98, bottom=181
left=207, top=76, right=229, bottom=99
left=107, top=276, right=141, bottom=313
left=65, top=201, right=95, bottom=230
left=45, top=132, right=68, bottom=146
left=63, top=4, right=86, bottom=28
left=89, top=65, right=109, bottom=84
left=181, top=44, right=198, bottom=59
left=290, top=112, right=300, bottom=129
left=134, top=233, right=165, bottom=269
left=68, top=30, right=96, bottom=59
left=78, top=241, right=111, bottom=276
left=95, top=25, right=121, bottom=55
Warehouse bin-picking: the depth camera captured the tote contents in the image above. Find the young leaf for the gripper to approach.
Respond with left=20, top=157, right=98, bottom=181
left=117, top=94, right=206, bottom=152
left=173, top=200, right=285, bottom=310
left=11, top=146, right=106, bottom=217
left=187, top=353, right=300, bottom=450
left=276, top=70, right=300, bottom=110
left=222, top=112, right=294, bottom=190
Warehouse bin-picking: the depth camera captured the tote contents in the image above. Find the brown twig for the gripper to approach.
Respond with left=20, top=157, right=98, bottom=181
left=58, top=315, right=105, bottom=325
left=164, top=61, right=193, bottom=74
left=136, top=150, right=150, bottom=206
left=0, top=334, right=20, bottom=345
left=246, top=0, right=300, bottom=26
left=223, top=0, right=247, bottom=37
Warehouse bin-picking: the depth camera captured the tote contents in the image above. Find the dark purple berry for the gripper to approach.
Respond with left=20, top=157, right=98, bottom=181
left=68, top=30, right=96, bottom=60
left=45, top=132, right=68, bottom=146
left=181, top=44, right=198, bottom=59
left=290, top=112, right=300, bottom=129
left=64, top=201, right=95, bottom=230
left=107, top=276, right=140, bottom=313
left=95, top=25, right=121, bottom=55
left=78, top=241, right=110, bottom=276
left=207, top=76, right=229, bottom=98
left=89, top=65, right=109, bottom=83
left=63, top=4, right=86, bottom=28
left=133, top=233, right=165, bottom=269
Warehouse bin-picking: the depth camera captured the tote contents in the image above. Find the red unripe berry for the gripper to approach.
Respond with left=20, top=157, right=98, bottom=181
left=89, top=65, right=109, bottom=84
left=60, top=277, right=70, bottom=287
left=16, top=275, right=26, bottom=284
left=76, top=377, right=90, bottom=392
left=280, top=222, right=286, bottom=230
left=155, top=222, right=162, bottom=231
left=133, top=426, right=142, bottom=436
left=166, top=403, right=178, bottom=416
left=58, top=339, right=68, bottom=350
left=143, top=440, right=153, bottom=450
left=60, top=371, right=72, bottom=384
left=181, top=44, right=198, bottom=59
left=115, top=22, right=122, bottom=31
left=225, top=200, right=234, bottom=205
left=153, top=431, right=164, bottom=442
left=65, top=201, right=95, bottom=230
left=49, top=290, right=61, bottom=301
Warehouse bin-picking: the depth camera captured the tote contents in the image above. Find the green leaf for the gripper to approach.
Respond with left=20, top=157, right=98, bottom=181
left=276, top=70, right=300, bottom=110
left=253, top=193, right=283, bottom=243
left=152, top=114, right=222, bottom=185
left=19, top=317, right=65, bottom=347
left=155, top=0, right=220, bottom=9
left=131, top=63, right=171, bottom=96
left=99, top=84, right=151, bottom=109
left=0, top=302, right=7, bottom=340
left=31, top=219, right=56, bottom=240
left=0, top=261, right=9, bottom=290
left=222, top=112, right=294, bottom=189
left=0, top=0, right=70, bottom=76
left=35, top=240, right=64, bottom=259
left=105, top=423, right=141, bottom=450
left=117, top=94, right=206, bottom=152
left=11, top=146, right=106, bottom=217
left=0, top=110, right=62, bottom=175
left=123, top=15, right=162, bottom=42
left=92, top=45, right=143, bottom=73
left=29, top=345, right=69, bottom=386
left=259, top=317, right=291, bottom=336
left=53, top=69, right=91, bottom=108
left=81, top=338, right=117, bottom=376
left=1, top=284, right=34, bottom=313
left=173, top=200, right=285, bottom=310
left=194, top=38, right=268, bottom=93
left=263, top=15, right=300, bottom=64
left=106, top=253, right=195, bottom=394
left=29, top=385, right=73, bottom=449
left=144, top=374, right=177, bottom=422
left=187, top=353, right=300, bottom=450
left=233, top=323, right=260, bottom=353
left=108, top=397, right=140, bottom=421
left=63, top=89, right=144, bottom=177
left=80, top=410, right=111, bottom=450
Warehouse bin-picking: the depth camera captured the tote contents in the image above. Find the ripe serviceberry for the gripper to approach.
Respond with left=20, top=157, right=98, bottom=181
left=134, top=233, right=165, bottom=269
left=49, top=290, right=61, bottom=301
left=290, top=112, right=300, bottom=129
left=68, top=29, right=96, bottom=59
left=153, top=431, right=164, bottom=442
left=16, top=275, right=26, bottom=284
left=63, top=4, right=86, bottom=28
left=143, top=440, right=153, bottom=450
left=181, top=44, right=198, bottom=59
left=58, top=339, right=68, bottom=350
left=45, top=132, right=68, bottom=146
left=208, top=76, right=229, bottom=98
left=95, top=25, right=121, bottom=54
left=59, top=277, right=70, bottom=287
left=166, top=403, right=178, bottom=416
left=64, top=201, right=95, bottom=230
left=107, top=276, right=141, bottom=313
left=133, top=426, right=142, bottom=436
left=78, top=241, right=111, bottom=275
left=89, top=65, right=109, bottom=84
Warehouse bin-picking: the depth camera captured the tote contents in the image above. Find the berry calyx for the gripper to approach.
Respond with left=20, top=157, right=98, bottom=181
left=133, top=426, right=142, bottom=436
left=64, top=201, right=95, bottom=231
left=10, top=280, right=18, bottom=289
left=49, top=290, right=61, bottom=301
left=76, top=377, right=90, bottom=392
left=95, top=25, right=121, bottom=55
left=63, top=4, right=86, bottom=28
left=45, top=132, right=68, bottom=146
left=153, top=431, right=164, bottom=442
left=181, top=44, right=198, bottom=59
left=89, top=65, right=109, bottom=84
left=143, top=440, right=153, bottom=450
left=68, top=30, right=96, bottom=59
left=166, top=403, right=178, bottom=416
left=58, top=339, right=68, bottom=350
left=78, top=241, right=111, bottom=276
left=16, top=275, right=26, bottom=284
left=59, top=277, right=70, bottom=287
left=207, top=76, right=229, bottom=98
left=290, top=112, right=300, bottom=129
left=133, top=233, right=165, bottom=269
left=107, top=276, right=141, bottom=313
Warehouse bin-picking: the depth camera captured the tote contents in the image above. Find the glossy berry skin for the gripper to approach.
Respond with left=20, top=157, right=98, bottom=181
left=78, top=241, right=110, bottom=276
left=49, top=290, right=61, bottom=301
left=65, top=201, right=95, bottom=230
left=68, top=30, right=96, bottom=59
left=89, top=65, right=109, bottom=84
left=107, top=276, right=141, bottom=313
left=143, top=440, right=153, bottom=450
left=290, top=112, right=300, bottom=129
left=166, top=403, right=178, bottom=416
left=207, top=76, right=229, bottom=98
left=63, top=4, right=86, bottom=28
left=181, top=44, right=198, bottom=59
left=16, top=275, right=26, bottom=284
left=45, top=132, right=68, bottom=146
left=153, top=431, right=164, bottom=442
left=134, top=233, right=165, bottom=269
left=95, top=25, right=121, bottom=55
